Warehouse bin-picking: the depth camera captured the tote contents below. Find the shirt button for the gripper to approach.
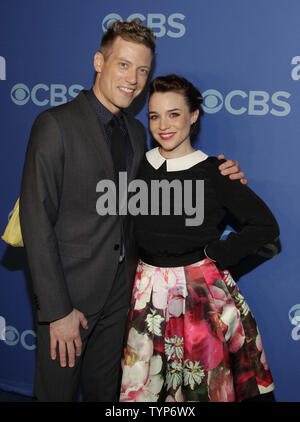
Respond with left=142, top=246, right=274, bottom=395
left=114, top=244, right=120, bottom=250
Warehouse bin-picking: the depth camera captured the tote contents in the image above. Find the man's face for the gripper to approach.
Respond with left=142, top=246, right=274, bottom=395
left=93, top=36, right=152, bottom=114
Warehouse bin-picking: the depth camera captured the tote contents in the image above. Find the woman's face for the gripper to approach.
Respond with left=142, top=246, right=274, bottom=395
left=148, top=91, right=199, bottom=157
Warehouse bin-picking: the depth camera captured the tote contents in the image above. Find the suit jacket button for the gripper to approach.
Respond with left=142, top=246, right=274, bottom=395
left=114, top=244, right=120, bottom=250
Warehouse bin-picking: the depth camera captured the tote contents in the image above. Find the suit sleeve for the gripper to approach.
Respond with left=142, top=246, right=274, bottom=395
left=20, top=111, right=73, bottom=322
left=205, top=159, right=280, bottom=269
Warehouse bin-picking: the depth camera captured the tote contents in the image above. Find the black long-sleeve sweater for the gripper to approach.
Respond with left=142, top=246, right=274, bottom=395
left=133, top=148, right=279, bottom=269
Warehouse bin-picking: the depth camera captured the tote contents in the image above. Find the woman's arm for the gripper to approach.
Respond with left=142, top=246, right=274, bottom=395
left=205, top=159, right=280, bottom=269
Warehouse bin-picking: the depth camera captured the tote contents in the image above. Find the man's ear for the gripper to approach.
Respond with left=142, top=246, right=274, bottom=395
left=94, top=51, right=105, bottom=73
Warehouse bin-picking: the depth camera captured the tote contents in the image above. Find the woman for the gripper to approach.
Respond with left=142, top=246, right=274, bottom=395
left=120, top=74, right=279, bottom=402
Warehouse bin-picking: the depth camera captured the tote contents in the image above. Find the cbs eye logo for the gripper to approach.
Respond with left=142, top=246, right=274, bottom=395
left=102, top=13, right=123, bottom=31
left=202, top=90, right=224, bottom=114
left=11, top=83, right=31, bottom=105
left=102, top=13, right=186, bottom=38
left=0, top=323, right=36, bottom=351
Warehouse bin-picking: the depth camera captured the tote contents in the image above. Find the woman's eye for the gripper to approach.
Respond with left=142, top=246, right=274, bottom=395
left=149, top=115, right=158, bottom=120
left=120, top=62, right=128, bottom=68
left=170, top=113, right=180, bottom=118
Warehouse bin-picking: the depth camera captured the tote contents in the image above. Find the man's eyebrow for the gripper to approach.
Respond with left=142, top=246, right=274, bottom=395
left=117, top=57, right=150, bottom=69
left=117, top=57, right=131, bottom=62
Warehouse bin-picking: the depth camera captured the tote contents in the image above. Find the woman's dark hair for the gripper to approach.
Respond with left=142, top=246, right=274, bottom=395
left=149, top=74, right=203, bottom=140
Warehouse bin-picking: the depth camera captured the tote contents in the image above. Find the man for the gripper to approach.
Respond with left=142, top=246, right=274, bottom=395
left=20, top=20, right=246, bottom=402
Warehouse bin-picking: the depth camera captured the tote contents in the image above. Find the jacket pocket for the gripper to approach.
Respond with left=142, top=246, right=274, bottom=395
left=57, top=240, right=92, bottom=259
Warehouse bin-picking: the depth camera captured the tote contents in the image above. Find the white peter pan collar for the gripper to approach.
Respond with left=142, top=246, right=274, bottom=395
left=146, top=147, right=209, bottom=172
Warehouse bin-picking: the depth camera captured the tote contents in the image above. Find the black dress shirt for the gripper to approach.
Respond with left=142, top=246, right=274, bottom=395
left=84, top=88, right=132, bottom=173
left=85, top=88, right=132, bottom=261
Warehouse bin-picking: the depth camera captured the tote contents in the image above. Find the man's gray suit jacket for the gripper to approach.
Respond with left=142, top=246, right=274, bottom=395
left=20, top=90, right=146, bottom=323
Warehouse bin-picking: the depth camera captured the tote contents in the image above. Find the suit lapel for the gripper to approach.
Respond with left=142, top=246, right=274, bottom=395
left=74, top=91, right=116, bottom=182
left=73, top=92, right=144, bottom=184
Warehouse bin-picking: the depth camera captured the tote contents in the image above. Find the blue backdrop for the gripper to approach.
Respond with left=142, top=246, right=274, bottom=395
left=0, top=0, right=299, bottom=401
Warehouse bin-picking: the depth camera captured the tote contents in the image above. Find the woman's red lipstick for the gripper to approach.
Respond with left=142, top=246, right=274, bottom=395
left=159, top=132, right=176, bottom=140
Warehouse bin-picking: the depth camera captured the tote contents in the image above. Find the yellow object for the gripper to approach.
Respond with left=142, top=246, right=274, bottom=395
left=1, top=198, right=24, bottom=247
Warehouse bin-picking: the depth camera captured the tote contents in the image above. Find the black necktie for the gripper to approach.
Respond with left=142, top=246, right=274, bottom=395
left=110, top=116, right=127, bottom=178
left=109, top=116, right=127, bottom=262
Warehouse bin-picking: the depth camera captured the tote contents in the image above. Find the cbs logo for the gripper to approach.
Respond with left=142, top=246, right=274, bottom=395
left=102, top=13, right=186, bottom=38
left=11, top=83, right=84, bottom=107
left=202, top=89, right=291, bottom=117
left=0, top=322, right=36, bottom=351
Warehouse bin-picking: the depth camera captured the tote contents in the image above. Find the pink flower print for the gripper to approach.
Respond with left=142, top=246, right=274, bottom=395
left=184, top=317, right=224, bottom=370
left=208, top=366, right=235, bottom=402
left=133, top=272, right=153, bottom=311
left=120, top=326, right=164, bottom=404
left=152, top=267, right=187, bottom=321
left=220, top=304, right=245, bottom=353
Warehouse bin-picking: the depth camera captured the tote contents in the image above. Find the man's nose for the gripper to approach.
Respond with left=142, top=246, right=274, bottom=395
left=126, top=68, right=137, bottom=85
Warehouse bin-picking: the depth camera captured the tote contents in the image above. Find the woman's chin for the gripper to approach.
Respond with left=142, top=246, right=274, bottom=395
left=158, top=144, right=175, bottom=152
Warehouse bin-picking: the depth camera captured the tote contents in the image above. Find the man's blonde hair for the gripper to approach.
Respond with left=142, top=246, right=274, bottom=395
left=100, top=19, right=156, bottom=58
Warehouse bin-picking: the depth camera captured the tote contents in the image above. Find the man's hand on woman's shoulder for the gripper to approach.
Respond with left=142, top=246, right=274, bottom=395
left=217, top=154, right=248, bottom=185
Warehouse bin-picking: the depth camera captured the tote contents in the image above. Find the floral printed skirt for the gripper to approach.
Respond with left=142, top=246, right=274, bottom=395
left=119, top=258, right=274, bottom=402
